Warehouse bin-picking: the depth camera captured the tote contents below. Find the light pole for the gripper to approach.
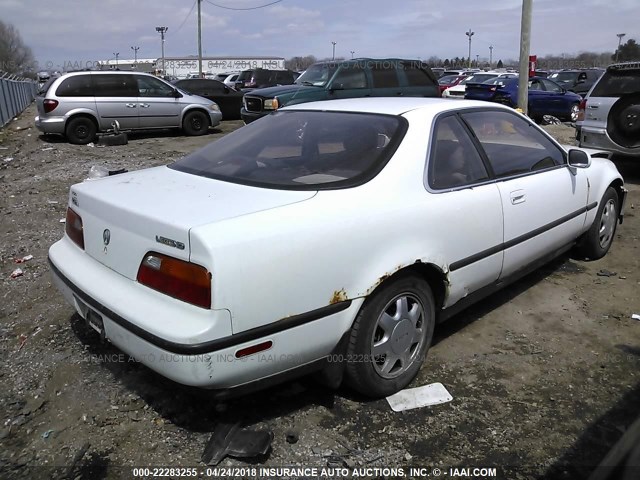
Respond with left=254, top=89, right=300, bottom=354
left=476, top=54, right=479, bottom=67
left=331, top=41, right=337, bottom=61
left=615, top=33, right=626, bottom=63
left=156, top=26, right=168, bottom=75
left=489, top=45, right=493, bottom=69
left=113, top=52, right=119, bottom=68
left=131, top=46, right=139, bottom=65
left=350, top=50, right=355, bottom=59
left=465, top=29, right=474, bottom=69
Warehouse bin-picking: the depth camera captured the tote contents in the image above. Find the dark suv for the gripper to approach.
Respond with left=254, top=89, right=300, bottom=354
left=577, top=62, right=640, bottom=157
left=548, top=68, right=604, bottom=97
left=234, top=68, right=297, bottom=91
left=241, top=58, right=439, bottom=123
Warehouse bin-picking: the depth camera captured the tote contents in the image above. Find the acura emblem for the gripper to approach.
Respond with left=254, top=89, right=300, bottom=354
left=103, top=229, right=111, bottom=246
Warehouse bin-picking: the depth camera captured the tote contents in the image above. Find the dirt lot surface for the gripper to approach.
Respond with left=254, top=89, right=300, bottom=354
left=1, top=105, right=639, bottom=480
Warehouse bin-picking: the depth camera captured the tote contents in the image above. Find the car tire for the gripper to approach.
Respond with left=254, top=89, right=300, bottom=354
left=66, top=117, right=97, bottom=145
left=569, top=103, right=580, bottom=122
left=607, top=93, right=640, bottom=148
left=575, top=186, right=619, bottom=260
left=344, top=275, right=435, bottom=398
left=182, top=110, right=210, bottom=136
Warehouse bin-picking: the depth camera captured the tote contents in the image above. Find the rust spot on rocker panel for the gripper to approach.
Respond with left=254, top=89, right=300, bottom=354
left=330, top=288, right=348, bottom=304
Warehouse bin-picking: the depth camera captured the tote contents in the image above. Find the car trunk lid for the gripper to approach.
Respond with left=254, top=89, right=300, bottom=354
left=69, top=166, right=316, bottom=280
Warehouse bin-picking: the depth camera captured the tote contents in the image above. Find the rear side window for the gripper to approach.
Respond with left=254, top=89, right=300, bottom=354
left=55, top=75, right=93, bottom=97
left=428, top=115, right=489, bottom=190
left=332, top=66, right=368, bottom=89
left=403, top=64, right=437, bottom=87
left=371, top=64, right=400, bottom=88
left=93, top=74, right=137, bottom=97
left=591, top=70, right=640, bottom=97
left=170, top=110, right=406, bottom=190
left=462, top=110, right=564, bottom=177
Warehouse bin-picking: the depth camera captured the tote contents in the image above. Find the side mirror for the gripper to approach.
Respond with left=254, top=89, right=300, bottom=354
left=173, top=89, right=183, bottom=98
left=568, top=149, right=591, bottom=168
left=224, top=86, right=229, bottom=94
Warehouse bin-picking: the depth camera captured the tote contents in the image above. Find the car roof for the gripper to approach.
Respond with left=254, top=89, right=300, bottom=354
left=282, top=97, right=512, bottom=116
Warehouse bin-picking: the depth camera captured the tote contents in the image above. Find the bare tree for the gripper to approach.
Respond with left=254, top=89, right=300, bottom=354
left=0, top=20, right=35, bottom=76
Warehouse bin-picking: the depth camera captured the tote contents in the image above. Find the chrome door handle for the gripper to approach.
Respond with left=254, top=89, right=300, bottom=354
left=139, top=103, right=150, bottom=108
left=126, top=103, right=136, bottom=108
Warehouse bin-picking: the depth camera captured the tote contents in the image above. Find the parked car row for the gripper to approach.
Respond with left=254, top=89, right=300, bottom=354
left=464, top=76, right=583, bottom=122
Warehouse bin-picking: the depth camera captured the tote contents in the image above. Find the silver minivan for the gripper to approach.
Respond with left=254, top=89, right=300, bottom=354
left=35, top=71, right=223, bottom=144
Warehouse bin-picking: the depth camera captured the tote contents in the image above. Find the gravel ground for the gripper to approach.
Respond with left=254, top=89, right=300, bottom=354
left=0, top=105, right=639, bottom=480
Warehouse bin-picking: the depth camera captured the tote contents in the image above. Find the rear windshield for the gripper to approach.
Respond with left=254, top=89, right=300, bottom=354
left=591, top=69, right=640, bottom=97
left=170, top=110, right=407, bottom=190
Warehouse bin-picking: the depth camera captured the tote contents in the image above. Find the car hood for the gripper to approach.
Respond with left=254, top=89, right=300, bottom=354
left=243, top=84, right=319, bottom=98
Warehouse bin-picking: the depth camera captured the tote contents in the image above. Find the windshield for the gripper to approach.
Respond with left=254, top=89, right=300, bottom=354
left=438, top=75, right=461, bottom=85
left=170, top=110, right=406, bottom=190
left=295, top=63, right=338, bottom=86
left=549, top=72, right=578, bottom=83
left=460, top=74, right=498, bottom=85
left=483, top=77, right=516, bottom=86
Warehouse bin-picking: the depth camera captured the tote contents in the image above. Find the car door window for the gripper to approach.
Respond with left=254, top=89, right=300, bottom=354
left=461, top=110, right=565, bottom=177
left=541, top=79, right=562, bottom=93
left=92, top=74, right=137, bottom=97
left=371, top=64, right=400, bottom=88
left=137, top=76, right=175, bottom=97
left=402, top=63, right=437, bottom=86
left=529, top=79, right=543, bottom=91
left=332, top=66, right=368, bottom=89
left=428, top=115, right=489, bottom=190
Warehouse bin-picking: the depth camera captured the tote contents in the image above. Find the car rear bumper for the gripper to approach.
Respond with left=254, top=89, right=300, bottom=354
left=34, top=115, right=66, bottom=134
left=578, top=127, right=640, bottom=157
left=48, top=236, right=358, bottom=389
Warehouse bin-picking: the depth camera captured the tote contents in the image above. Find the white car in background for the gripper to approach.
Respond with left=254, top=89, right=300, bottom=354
left=223, top=72, right=240, bottom=88
left=49, top=97, right=626, bottom=398
left=443, top=72, right=518, bottom=99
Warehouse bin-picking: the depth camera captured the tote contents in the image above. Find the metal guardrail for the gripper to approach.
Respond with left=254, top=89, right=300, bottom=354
left=0, top=72, right=37, bottom=128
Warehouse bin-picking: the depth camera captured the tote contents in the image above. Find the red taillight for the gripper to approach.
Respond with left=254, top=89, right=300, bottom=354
left=43, top=99, right=59, bottom=113
left=137, top=252, right=211, bottom=309
left=65, top=207, right=84, bottom=249
left=577, top=98, right=587, bottom=122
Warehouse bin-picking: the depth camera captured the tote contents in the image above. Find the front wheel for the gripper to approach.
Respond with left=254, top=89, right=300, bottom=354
left=345, top=275, right=435, bottom=397
left=575, top=187, right=619, bottom=260
left=182, top=111, right=209, bottom=136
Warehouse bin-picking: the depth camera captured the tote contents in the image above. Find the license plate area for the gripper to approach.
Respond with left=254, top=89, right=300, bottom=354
left=87, top=310, right=105, bottom=337
left=73, top=294, right=105, bottom=339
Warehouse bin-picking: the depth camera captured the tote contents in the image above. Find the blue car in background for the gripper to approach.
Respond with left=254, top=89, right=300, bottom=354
left=465, top=76, right=582, bottom=122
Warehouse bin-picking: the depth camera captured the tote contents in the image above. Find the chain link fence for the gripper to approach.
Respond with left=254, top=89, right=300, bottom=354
left=0, top=72, right=37, bottom=128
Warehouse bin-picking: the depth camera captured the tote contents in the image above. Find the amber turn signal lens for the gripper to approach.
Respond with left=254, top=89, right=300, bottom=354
left=137, top=252, right=211, bottom=309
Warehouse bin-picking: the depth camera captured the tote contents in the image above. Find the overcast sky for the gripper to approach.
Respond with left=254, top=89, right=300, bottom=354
left=2, top=0, right=638, bottom=70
